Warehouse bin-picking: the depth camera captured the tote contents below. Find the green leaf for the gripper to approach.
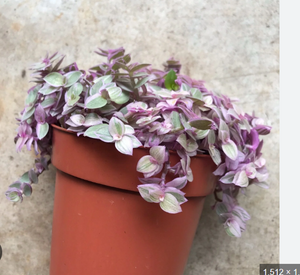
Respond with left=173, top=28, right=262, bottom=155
left=176, top=134, right=198, bottom=153
left=170, top=111, right=182, bottom=131
left=195, top=129, right=209, bottom=139
left=67, top=83, right=83, bottom=106
left=23, top=184, right=32, bottom=197
left=129, top=135, right=142, bottom=148
left=25, top=86, right=39, bottom=105
left=109, top=117, right=125, bottom=137
left=37, top=122, right=49, bottom=140
left=190, top=88, right=203, bottom=100
left=68, top=82, right=83, bottom=96
left=115, top=136, right=133, bottom=155
left=29, top=170, right=38, bottom=184
left=9, top=182, right=22, bottom=189
left=132, top=72, right=149, bottom=77
left=96, top=75, right=113, bottom=85
left=8, top=191, right=21, bottom=202
left=116, top=81, right=134, bottom=92
left=112, top=62, right=129, bottom=71
left=109, top=51, right=124, bottom=61
left=85, top=94, right=107, bottom=109
left=99, top=104, right=117, bottom=114
left=166, top=192, right=186, bottom=204
left=233, top=170, right=249, bottom=187
left=208, top=130, right=216, bottom=144
left=20, top=172, right=30, bottom=183
left=107, top=87, right=129, bottom=104
left=159, top=193, right=182, bottom=214
left=219, top=119, right=229, bottom=133
left=22, top=106, right=35, bottom=121
left=43, top=72, right=66, bottom=87
left=149, top=146, right=165, bottom=164
left=84, top=125, right=102, bottom=139
left=192, top=99, right=205, bottom=107
left=39, top=85, right=58, bottom=95
left=41, top=98, right=55, bottom=108
left=209, top=145, right=221, bottom=165
left=189, top=119, right=212, bottom=130
left=51, top=55, right=65, bottom=72
left=90, top=79, right=104, bottom=95
left=84, top=113, right=102, bottom=126
left=222, top=140, right=238, bottom=160
left=137, top=186, right=153, bottom=202
left=136, top=116, right=160, bottom=126
left=64, top=71, right=82, bottom=87
left=84, top=124, right=113, bottom=142
left=130, top=64, right=151, bottom=74
left=135, top=76, right=150, bottom=89
left=181, top=83, right=189, bottom=91
left=220, top=171, right=235, bottom=184
left=123, top=54, right=131, bottom=64
left=215, top=203, right=228, bottom=215
left=225, top=220, right=241, bottom=237
left=137, top=155, right=158, bottom=173
left=164, top=69, right=179, bottom=91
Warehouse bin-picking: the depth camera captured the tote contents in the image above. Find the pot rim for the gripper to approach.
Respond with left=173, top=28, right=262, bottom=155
left=50, top=123, right=212, bottom=160
left=51, top=124, right=216, bottom=197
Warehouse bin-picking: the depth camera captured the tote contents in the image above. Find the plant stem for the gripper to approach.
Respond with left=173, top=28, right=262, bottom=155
left=214, top=189, right=222, bottom=202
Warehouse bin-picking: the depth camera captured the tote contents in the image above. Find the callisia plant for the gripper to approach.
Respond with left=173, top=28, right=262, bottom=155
left=6, top=47, right=271, bottom=237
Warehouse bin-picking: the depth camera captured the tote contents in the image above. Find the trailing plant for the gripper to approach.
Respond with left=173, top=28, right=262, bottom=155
left=6, top=47, right=271, bottom=237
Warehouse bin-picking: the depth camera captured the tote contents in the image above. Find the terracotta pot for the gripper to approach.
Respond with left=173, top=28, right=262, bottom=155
left=50, top=124, right=216, bottom=275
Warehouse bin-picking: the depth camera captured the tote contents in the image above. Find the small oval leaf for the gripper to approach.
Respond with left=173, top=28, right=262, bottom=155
left=189, top=119, right=212, bottom=130
left=159, top=193, right=182, bottom=214
left=64, top=71, right=82, bottom=87
left=37, top=122, right=49, bottom=140
left=43, top=72, right=65, bottom=87
left=85, top=94, right=107, bottom=109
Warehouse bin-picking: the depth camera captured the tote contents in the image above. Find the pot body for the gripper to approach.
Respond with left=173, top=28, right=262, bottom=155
left=50, top=125, right=216, bottom=275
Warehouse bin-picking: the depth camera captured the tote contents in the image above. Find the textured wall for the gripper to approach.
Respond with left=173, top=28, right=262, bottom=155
left=0, top=1, right=279, bottom=274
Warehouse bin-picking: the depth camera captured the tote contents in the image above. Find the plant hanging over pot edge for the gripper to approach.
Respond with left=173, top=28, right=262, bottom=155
left=6, top=47, right=271, bottom=238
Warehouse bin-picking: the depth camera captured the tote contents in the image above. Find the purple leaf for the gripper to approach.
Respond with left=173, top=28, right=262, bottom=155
left=225, top=219, right=242, bottom=237
left=165, top=176, right=187, bottom=189
left=34, top=104, right=46, bottom=124
left=213, top=163, right=226, bottom=176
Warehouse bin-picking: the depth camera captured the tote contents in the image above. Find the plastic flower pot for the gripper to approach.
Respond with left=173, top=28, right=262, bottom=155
left=50, top=124, right=216, bottom=275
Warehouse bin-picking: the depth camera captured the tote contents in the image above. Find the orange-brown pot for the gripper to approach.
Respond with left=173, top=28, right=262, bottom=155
left=50, top=124, right=216, bottom=275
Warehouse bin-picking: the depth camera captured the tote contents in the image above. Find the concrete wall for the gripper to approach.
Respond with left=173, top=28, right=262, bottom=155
left=0, top=1, right=279, bottom=274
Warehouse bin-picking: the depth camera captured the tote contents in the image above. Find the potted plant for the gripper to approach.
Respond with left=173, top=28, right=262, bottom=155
left=5, top=47, right=271, bottom=275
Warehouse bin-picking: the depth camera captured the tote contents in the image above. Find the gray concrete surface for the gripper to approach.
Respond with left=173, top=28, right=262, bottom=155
left=0, top=1, right=279, bottom=274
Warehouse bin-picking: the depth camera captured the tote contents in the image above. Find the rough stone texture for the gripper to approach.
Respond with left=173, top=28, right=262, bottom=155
left=0, top=1, right=279, bottom=274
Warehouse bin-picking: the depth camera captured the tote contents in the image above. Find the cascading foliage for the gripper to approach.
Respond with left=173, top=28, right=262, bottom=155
left=6, top=47, right=271, bottom=237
